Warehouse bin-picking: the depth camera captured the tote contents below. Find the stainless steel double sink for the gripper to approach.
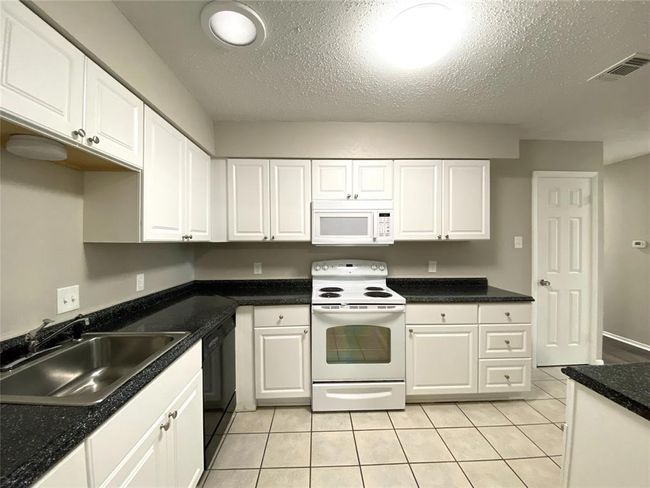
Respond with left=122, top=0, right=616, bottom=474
left=0, top=332, right=187, bottom=406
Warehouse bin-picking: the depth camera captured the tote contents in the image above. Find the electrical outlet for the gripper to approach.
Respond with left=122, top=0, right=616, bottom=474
left=136, top=273, right=145, bottom=291
left=57, top=285, right=79, bottom=314
left=514, top=236, right=523, bottom=249
left=253, top=262, right=263, bottom=275
left=428, top=261, right=437, bottom=273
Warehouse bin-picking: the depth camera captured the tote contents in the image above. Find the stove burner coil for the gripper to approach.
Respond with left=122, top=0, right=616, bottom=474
left=320, top=287, right=343, bottom=292
left=364, top=291, right=392, bottom=298
left=319, top=292, right=341, bottom=298
left=365, top=286, right=384, bottom=291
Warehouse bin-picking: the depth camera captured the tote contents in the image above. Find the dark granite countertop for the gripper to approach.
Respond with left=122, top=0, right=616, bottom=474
left=562, top=363, right=650, bottom=421
left=0, top=277, right=529, bottom=487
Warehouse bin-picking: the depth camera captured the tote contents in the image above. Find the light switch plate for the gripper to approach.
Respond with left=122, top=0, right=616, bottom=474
left=57, top=285, right=79, bottom=314
left=136, top=273, right=145, bottom=291
left=428, top=261, right=437, bottom=273
left=514, top=236, right=523, bottom=249
left=253, top=262, right=263, bottom=275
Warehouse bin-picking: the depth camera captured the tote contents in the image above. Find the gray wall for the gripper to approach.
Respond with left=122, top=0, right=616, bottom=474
left=603, top=154, right=650, bottom=345
left=0, top=151, right=194, bottom=340
left=195, top=140, right=603, bottom=294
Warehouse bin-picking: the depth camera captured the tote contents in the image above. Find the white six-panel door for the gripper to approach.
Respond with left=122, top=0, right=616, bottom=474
left=535, top=175, right=593, bottom=365
left=270, top=159, right=311, bottom=241
left=443, top=160, right=490, bottom=240
left=227, top=159, right=270, bottom=241
left=312, top=160, right=353, bottom=200
left=352, top=160, right=393, bottom=199
left=394, top=160, right=442, bottom=240
left=185, top=141, right=211, bottom=241
left=83, top=60, right=144, bottom=168
left=142, top=107, right=185, bottom=241
left=0, top=1, right=84, bottom=140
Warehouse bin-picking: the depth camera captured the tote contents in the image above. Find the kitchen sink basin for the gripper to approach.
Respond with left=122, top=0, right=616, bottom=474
left=0, top=332, right=187, bottom=406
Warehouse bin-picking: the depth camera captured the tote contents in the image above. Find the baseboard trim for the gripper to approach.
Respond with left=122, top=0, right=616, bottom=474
left=603, top=331, right=650, bottom=353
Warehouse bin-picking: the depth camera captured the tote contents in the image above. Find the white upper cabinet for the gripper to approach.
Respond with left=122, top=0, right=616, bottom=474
left=185, top=141, right=211, bottom=241
left=0, top=1, right=84, bottom=139
left=142, top=108, right=186, bottom=241
left=352, top=160, right=393, bottom=199
left=227, top=159, right=270, bottom=241
left=83, top=60, right=144, bottom=168
left=394, top=160, right=442, bottom=240
left=312, top=160, right=353, bottom=200
left=443, top=160, right=490, bottom=240
left=270, top=159, right=311, bottom=241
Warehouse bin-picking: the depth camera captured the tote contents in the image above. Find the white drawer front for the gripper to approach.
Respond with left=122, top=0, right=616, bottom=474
left=479, top=358, right=531, bottom=393
left=478, top=303, right=531, bottom=324
left=254, top=305, right=310, bottom=327
left=479, top=324, right=531, bottom=359
left=406, top=304, right=478, bottom=325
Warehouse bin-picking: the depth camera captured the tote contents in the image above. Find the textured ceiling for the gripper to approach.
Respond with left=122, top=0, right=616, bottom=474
left=115, top=0, right=650, bottom=163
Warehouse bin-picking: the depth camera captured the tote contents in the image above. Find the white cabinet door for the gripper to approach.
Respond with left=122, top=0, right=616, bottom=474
left=394, top=160, right=442, bottom=240
left=0, top=1, right=84, bottom=140
left=227, top=159, right=270, bottom=241
left=312, top=160, right=353, bottom=200
left=169, top=372, right=204, bottom=488
left=352, top=160, right=393, bottom=199
left=185, top=141, right=211, bottom=241
left=270, top=159, right=311, bottom=241
left=83, top=60, right=144, bottom=168
left=255, top=326, right=311, bottom=399
left=406, top=325, right=478, bottom=396
left=33, top=443, right=88, bottom=488
left=143, top=107, right=186, bottom=241
left=443, top=160, right=490, bottom=240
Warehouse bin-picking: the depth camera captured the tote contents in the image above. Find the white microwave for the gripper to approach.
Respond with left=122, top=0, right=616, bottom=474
left=312, top=200, right=394, bottom=245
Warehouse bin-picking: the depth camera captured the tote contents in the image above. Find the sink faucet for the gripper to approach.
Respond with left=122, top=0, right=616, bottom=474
left=25, top=315, right=90, bottom=353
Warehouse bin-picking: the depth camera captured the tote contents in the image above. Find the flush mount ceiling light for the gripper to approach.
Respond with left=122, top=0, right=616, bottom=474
left=201, top=1, right=266, bottom=48
left=5, top=134, right=67, bottom=161
left=377, top=2, right=465, bottom=69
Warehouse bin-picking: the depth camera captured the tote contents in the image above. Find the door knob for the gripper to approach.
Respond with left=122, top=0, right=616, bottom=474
left=539, top=279, right=551, bottom=286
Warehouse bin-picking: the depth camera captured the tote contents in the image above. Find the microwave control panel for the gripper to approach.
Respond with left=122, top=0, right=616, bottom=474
left=377, top=212, right=392, bottom=238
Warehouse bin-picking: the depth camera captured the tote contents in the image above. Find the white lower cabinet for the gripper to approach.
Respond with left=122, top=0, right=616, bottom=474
left=406, top=324, right=478, bottom=395
left=34, top=342, right=203, bottom=488
left=478, top=358, right=531, bottom=393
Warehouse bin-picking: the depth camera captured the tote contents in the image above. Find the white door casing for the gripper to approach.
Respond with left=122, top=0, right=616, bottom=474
left=0, top=1, right=84, bottom=139
left=185, top=141, right=211, bottom=241
left=533, top=173, right=596, bottom=366
left=83, top=59, right=144, bottom=168
left=312, top=160, right=353, bottom=200
left=443, top=160, right=490, bottom=240
left=227, top=159, right=270, bottom=241
left=352, top=160, right=393, bottom=199
left=270, top=159, right=311, bottom=241
left=394, top=160, right=443, bottom=240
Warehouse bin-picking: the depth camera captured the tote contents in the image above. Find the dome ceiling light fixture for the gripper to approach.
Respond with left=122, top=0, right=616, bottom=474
left=377, top=2, right=466, bottom=70
left=200, top=1, right=266, bottom=48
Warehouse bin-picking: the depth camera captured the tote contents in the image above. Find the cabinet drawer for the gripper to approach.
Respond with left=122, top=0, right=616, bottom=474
left=478, top=303, right=531, bottom=324
left=254, top=305, right=310, bottom=327
left=478, top=358, right=531, bottom=393
left=87, top=342, right=201, bottom=486
left=406, top=304, right=477, bottom=324
left=479, top=324, right=531, bottom=358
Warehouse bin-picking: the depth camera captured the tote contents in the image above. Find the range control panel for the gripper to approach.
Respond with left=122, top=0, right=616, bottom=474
left=311, top=259, right=387, bottom=276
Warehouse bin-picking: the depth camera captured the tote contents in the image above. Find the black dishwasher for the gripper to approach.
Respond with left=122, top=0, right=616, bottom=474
left=202, top=315, right=236, bottom=467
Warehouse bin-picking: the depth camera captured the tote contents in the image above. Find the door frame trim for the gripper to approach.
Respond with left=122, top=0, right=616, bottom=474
left=531, top=171, right=602, bottom=366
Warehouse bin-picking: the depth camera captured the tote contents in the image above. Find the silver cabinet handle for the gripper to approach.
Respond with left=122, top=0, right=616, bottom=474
left=263, top=236, right=268, bottom=240
left=504, top=374, right=511, bottom=380
left=504, top=339, right=511, bottom=345
left=169, top=410, right=178, bottom=419
left=437, top=235, right=442, bottom=239
left=279, top=315, right=284, bottom=320
left=445, top=234, right=450, bottom=240
left=271, top=236, right=275, bottom=240
left=188, top=234, right=193, bottom=240
left=505, top=312, right=511, bottom=317
left=409, top=328, right=413, bottom=334
left=87, top=135, right=100, bottom=144
left=303, top=329, right=308, bottom=334
left=72, top=128, right=86, bottom=138
left=539, top=279, right=551, bottom=286
left=441, top=313, right=446, bottom=318
left=346, top=194, right=351, bottom=199
left=354, top=194, right=358, bottom=199
left=160, top=419, right=171, bottom=431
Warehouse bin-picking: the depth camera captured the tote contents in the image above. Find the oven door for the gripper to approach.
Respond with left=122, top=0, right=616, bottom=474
left=311, top=306, right=405, bottom=381
left=312, top=210, right=375, bottom=245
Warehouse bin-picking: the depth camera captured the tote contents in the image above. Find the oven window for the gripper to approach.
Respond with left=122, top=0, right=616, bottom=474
left=326, top=325, right=391, bottom=363
left=320, top=216, right=369, bottom=236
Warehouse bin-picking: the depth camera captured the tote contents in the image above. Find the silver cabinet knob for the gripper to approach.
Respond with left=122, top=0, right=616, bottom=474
left=504, top=339, right=511, bottom=345
left=263, top=236, right=268, bottom=240
left=72, top=128, right=86, bottom=138
left=409, top=328, right=413, bottom=334
left=347, top=194, right=351, bottom=199
left=445, top=235, right=450, bottom=240
left=169, top=410, right=178, bottom=419
left=504, top=374, right=511, bottom=380
left=354, top=194, right=358, bottom=199
left=440, top=313, right=446, bottom=318
left=188, top=234, right=193, bottom=240
left=505, top=312, right=511, bottom=317
left=303, top=329, right=309, bottom=334
left=160, top=419, right=171, bottom=431
left=437, top=235, right=442, bottom=239
left=279, top=315, right=284, bottom=320
left=87, top=135, right=100, bottom=144
left=539, top=279, right=551, bottom=286
left=271, top=236, right=275, bottom=240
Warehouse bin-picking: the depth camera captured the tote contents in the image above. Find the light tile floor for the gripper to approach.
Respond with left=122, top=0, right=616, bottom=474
left=203, top=367, right=566, bottom=487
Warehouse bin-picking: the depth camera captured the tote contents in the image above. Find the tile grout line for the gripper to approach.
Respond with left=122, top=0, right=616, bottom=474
left=254, top=408, right=275, bottom=488
left=432, top=403, right=476, bottom=488
left=349, top=411, right=365, bottom=488
left=513, top=423, right=559, bottom=458
left=388, top=407, right=421, bottom=487
left=308, top=409, right=313, bottom=488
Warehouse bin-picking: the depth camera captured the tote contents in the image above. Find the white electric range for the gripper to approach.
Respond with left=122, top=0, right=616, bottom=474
left=311, top=260, right=406, bottom=411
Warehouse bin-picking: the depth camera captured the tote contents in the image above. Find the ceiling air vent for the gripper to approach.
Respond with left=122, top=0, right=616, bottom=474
left=589, top=53, right=650, bottom=81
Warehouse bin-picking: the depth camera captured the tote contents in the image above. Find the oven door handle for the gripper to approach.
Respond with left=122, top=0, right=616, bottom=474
left=312, top=305, right=405, bottom=313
